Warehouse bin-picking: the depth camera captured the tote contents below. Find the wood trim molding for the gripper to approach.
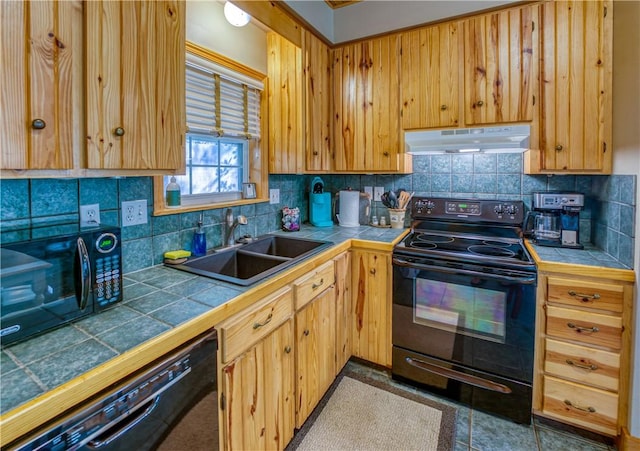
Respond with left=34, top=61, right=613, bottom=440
left=186, top=41, right=266, bottom=81
left=620, top=427, right=640, bottom=451
left=325, top=1, right=360, bottom=9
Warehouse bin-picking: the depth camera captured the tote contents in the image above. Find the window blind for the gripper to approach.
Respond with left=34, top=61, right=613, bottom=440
left=185, top=61, right=261, bottom=139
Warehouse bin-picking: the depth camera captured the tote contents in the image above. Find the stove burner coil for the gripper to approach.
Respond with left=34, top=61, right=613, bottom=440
left=467, top=245, right=516, bottom=258
left=408, top=241, right=437, bottom=249
left=482, top=240, right=511, bottom=247
left=415, top=234, right=454, bottom=244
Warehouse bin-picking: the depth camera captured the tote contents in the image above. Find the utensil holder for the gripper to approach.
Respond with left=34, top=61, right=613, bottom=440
left=388, top=208, right=406, bottom=229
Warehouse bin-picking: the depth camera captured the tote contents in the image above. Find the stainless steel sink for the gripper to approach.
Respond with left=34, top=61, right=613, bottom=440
left=166, top=234, right=332, bottom=286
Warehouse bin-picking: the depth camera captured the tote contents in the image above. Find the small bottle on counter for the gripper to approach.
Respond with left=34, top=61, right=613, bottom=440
left=372, top=216, right=378, bottom=226
left=379, top=216, right=387, bottom=226
left=165, top=176, right=181, bottom=207
left=192, top=214, right=206, bottom=256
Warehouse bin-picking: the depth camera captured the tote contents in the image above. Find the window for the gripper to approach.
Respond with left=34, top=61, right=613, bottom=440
left=163, top=50, right=263, bottom=206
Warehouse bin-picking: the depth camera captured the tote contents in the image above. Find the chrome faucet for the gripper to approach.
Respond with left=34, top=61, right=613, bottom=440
left=225, top=208, right=247, bottom=247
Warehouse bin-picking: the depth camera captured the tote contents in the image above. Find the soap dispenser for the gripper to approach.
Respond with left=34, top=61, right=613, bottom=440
left=192, top=214, right=206, bottom=257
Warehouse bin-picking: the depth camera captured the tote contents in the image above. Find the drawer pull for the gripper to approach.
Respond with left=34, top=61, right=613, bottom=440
left=564, top=399, right=596, bottom=413
left=566, top=359, right=598, bottom=371
left=568, top=290, right=601, bottom=302
left=370, top=268, right=376, bottom=275
left=312, top=278, right=324, bottom=290
left=567, top=322, right=599, bottom=334
left=253, top=313, right=273, bottom=329
left=284, top=346, right=291, bottom=354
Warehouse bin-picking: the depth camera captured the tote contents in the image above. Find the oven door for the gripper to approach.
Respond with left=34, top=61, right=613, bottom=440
left=392, top=254, right=536, bottom=384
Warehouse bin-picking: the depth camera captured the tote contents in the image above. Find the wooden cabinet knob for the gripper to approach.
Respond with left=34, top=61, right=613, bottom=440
left=370, top=268, right=376, bottom=275
left=284, top=346, right=292, bottom=353
left=113, top=127, right=125, bottom=137
left=476, top=100, right=484, bottom=107
left=313, top=151, right=319, bottom=156
left=440, top=105, right=448, bottom=111
left=303, top=329, right=310, bottom=336
left=31, top=119, right=46, bottom=130
left=555, top=144, right=563, bottom=151
left=383, top=151, right=389, bottom=157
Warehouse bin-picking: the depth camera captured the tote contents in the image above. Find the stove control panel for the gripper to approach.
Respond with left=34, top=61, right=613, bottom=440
left=412, top=197, right=524, bottom=224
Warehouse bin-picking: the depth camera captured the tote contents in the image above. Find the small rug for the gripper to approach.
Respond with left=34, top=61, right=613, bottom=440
left=287, top=371, right=457, bottom=451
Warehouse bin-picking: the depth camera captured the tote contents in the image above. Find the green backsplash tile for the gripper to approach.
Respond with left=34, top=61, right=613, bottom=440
left=79, top=178, right=119, bottom=210
left=30, top=179, right=78, bottom=217
left=0, top=179, right=30, bottom=220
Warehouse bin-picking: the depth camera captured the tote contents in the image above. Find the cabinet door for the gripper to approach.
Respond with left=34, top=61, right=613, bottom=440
left=351, top=249, right=392, bottom=367
left=295, top=286, right=336, bottom=428
left=537, top=0, right=612, bottom=173
left=464, top=5, right=537, bottom=125
left=267, top=32, right=304, bottom=174
left=85, top=1, right=184, bottom=170
left=303, top=30, right=332, bottom=172
left=1, top=0, right=80, bottom=170
left=333, top=35, right=401, bottom=172
left=334, top=251, right=352, bottom=372
left=220, top=319, right=295, bottom=451
left=401, top=22, right=461, bottom=129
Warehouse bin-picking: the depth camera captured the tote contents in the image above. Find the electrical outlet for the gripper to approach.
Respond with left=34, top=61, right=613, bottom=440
left=374, top=186, right=384, bottom=202
left=364, top=186, right=373, bottom=199
left=269, top=189, right=280, bottom=205
left=121, top=200, right=148, bottom=227
left=80, top=203, right=100, bottom=226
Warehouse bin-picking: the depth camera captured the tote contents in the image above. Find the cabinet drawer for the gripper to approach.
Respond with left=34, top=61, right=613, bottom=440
left=547, top=277, right=623, bottom=312
left=293, top=260, right=335, bottom=310
left=219, top=287, right=293, bottom=363
left=546, top=305, right=622, bottom=350
left=543, top=376, right=618, bottom=436
left=544, top=339, right=620, bottom=391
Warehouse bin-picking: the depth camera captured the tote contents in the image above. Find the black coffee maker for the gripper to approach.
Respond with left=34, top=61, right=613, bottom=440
left=524, top=192, right=585, bottom=249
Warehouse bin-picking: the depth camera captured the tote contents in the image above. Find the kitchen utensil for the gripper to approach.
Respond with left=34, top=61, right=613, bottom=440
left=388, top=190, right=398, bottom=208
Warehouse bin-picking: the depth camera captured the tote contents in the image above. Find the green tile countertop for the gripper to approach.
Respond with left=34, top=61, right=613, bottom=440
left=527, top=241, right=632, bottom=270
left=0, top=225, right=407, bottom=421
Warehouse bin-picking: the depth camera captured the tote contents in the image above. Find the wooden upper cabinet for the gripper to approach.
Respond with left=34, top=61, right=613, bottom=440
left=1, top=0, right=81, bottom=170
left=303, top=30, right=332, bottom=173
left=267, top=32, right=304, bottom=174
left=463, top=4, right=538, bottom=125
left=401, top=21, right=461, bottom=130
left=332, top=35, right=402, bottom=172
left=85, top=1, right=185, bottom=170
left=530, top=0, right=612, bottom=173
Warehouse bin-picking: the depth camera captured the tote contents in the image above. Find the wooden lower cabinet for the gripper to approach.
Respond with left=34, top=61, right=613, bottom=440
left=334, top=251, right=352, bottom=372
left=351, top=249, right=392, bottom=367
left=295, top=285, right=336, bottom=427
left=220, top=319, right=295, bottom=451
left=534, top=268, right=634, bottom=437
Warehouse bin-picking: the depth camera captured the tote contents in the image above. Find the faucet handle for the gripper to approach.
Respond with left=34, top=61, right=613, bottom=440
left=237, top=215, right=247, bottom=225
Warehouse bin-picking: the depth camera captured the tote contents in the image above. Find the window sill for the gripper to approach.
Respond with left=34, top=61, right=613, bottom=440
left=153, top=197, right=270, bottom=216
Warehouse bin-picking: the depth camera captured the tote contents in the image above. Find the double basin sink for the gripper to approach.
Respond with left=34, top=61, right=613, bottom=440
left=167, top=234, right=332, bottom=286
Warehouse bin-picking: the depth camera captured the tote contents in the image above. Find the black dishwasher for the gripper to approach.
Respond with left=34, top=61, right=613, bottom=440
left=8, top=329, right=217, bottom=451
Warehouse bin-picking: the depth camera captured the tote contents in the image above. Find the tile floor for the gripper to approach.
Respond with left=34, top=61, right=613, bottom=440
left=345, top=361, right=617, bottom=451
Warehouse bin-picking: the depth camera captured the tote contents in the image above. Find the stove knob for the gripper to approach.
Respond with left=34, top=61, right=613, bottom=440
left=505, top=204, right=518, bottom=215
left=425, top=201, right=435, bottom=211
left=494, top=204, right=504, bottom=215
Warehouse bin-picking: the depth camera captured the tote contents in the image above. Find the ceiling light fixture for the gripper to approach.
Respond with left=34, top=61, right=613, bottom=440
left=224, top=2, right=251, bottom=27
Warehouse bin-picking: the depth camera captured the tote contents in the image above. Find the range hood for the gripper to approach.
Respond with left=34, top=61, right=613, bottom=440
left=405, top=125, right=530, bottom=154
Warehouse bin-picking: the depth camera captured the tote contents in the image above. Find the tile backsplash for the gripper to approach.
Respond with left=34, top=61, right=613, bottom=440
left=0, top=154, right=636, bottom=270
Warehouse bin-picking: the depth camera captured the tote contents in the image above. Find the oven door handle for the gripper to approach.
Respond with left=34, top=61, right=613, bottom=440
left=393, top=257, right=536, bottom=284
left=405, top=356, right=512, bottom=394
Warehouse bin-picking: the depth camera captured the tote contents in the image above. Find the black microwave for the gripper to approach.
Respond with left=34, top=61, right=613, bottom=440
left=0, top=225, right=123, bottom=346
